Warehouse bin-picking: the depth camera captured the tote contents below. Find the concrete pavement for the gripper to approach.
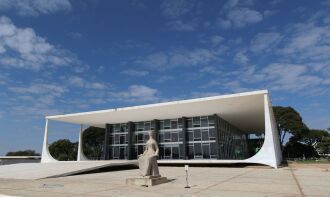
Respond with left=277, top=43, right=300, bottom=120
left=0, top=164, right=329, bottom=196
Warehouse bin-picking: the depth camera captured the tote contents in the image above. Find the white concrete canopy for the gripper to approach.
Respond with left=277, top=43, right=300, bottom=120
left=47, top=90, right=267, bottom=133
left=42, top=89, right=282, bottom=168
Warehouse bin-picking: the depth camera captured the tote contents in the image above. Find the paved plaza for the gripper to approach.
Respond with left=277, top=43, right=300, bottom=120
left=0, top=164, right=329, bottom=197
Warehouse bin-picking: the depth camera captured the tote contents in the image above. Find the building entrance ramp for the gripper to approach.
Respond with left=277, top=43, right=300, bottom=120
left=0, top=160, right=137, bottom=180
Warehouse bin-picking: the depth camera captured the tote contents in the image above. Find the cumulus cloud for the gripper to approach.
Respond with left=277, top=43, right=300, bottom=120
left=68, top=76, right=107, bottom=89
left=250, top=32, right=281, bottom=52
left=110, top=85, right=160, bottom=103
left=9, top=83, right=66, bottom=97
left=210, top=35, right=224, bottom=45
left=161, top=0, right=195, bottom=19
left=234, top=51, right=249, bottom=65
left=166, top=19, right=198, bottom=31
left=156, top=75, right=174, bottom=83
left=121, top=69, right=149, bottom=77
left=138, top=48, right=218, bottom=70
left=260, top=63, right=324, bottom=93
left=0, top=16, right=77, bottom=70
left=279, top=23, right=330, bottom=61
left=218, top=0, right=263, bottom=29
left=0, top=0, right=71, bottom=16
left=226, top=8, right=263, bottom=27
left=161, top=0, right=201, bottom=31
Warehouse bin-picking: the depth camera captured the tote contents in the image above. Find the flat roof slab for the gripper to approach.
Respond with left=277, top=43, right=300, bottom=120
left=47, top=90, right=267, bottom=132
left=0, top=160, right=137, bottom=180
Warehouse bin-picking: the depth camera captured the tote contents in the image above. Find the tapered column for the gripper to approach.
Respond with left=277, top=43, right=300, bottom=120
left=182, top=117, right=188, bottom=160
left=77, top=124, right=88, bottom=161
left=127, top=122, right=135, bottom=160
left=41, top=119, right=57, bottom=163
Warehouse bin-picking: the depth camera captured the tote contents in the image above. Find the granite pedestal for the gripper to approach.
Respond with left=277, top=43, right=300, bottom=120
left=126, top=175, right=168, bottom=186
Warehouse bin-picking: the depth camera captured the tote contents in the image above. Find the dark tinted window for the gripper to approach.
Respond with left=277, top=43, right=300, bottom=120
left=172, top=146, right=179, bottom=159
left=171, top=132, right=179, bottom=142
left=171, top=120, right=178, bottom=129
left=202, top=130, right=209, bottom=141
left=194, top=129, right=201, bottom=141
left=201, top=117, right=208, bottom=127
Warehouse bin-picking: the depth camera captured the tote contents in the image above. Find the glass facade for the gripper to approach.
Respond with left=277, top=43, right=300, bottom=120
left=158, top=118, right=184, bottom=159
left=133, top=121, right=155, bottom=159
left=105, top=115, right=249, bottom=160
left=217, top=118, right=249, bottom=159
left=186, top=116, right=218, bottom=159
left=108, top=123, right=128, bottom=159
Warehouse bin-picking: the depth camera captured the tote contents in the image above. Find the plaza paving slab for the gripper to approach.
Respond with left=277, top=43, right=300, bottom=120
left=0, top=164, right=329, bottom=197
left=0, top=160, right=137, bottom=179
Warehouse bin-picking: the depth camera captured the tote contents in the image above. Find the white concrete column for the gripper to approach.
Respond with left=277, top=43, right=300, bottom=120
left=246, top=94, right=282, bottom=168
left=41, top=119, right=57, bottom=163
left=77, top=124, right=89, bottom=161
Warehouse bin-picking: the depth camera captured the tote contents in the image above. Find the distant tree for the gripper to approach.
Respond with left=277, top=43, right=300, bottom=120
left=83, top=126, right=105, bottom=160
left=273, top=106, right=309, bottom=149
left=303, top=129, right=329, bottom=146
left=6, top=150, right=40, bottom=156
left=49, top=139, right=77, bottom=161
left=283, top=139, right=318, bottom=159
left=317, top=136, right=330, bottom=156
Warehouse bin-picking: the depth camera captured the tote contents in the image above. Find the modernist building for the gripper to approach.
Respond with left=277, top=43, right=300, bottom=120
left=41, top=90, right=282, bottom=168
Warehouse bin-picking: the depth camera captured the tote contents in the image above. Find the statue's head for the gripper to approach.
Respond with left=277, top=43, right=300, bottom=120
left=148, top=130, right=155, bottom=139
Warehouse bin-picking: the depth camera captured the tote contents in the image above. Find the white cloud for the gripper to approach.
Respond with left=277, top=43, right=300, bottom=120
left=250, top=32, right=281, bottom=52
left=68, top=32, right=82, bottom=39
left=0, top=16, right=77, bottom=70
left=161, top=0, right=201, bottom=31
left=234, top=51, right=249, bottom=65
left=210, top=35, right=224, bottom=45
left=279, top=23, right=330, bottom=61
left=0, top=73, right=9, bottom=85
left=68, top=76, right=107, bottom=89
left=0, top=0, right=71, bottom=16
left=138, top=48, right=218, bottom=70
left=260, top=64, right=321, bottom=91
left=68, top=76, right=85, bottom=87
left=9, top=83, right=66, bottom=97
left=226, top=8, right=263, bottom=28
left=166, top=20, right=198, bottom=31
left=161, top=0, right=195, bottom=19
left=216, top=18, right=232, bottom=29
left=121, top=69, right=149, bottom=77
left=86, top=82, right=107, bottom=90
left=156, top=75, right=174, bottom=83
left=110, top=85, right=160, bottom=103
left=218, top=0, right=263, bottom=29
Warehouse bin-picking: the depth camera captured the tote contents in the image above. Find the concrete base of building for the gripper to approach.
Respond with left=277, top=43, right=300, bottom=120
left=126, top=176, right=168, bottom=186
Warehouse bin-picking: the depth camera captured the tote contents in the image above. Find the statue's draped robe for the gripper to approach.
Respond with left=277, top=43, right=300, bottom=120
left=138, top=141, right=159, bottom=176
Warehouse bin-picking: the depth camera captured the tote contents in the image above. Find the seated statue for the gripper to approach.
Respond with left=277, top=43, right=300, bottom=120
left=138, top=130, right=160, bottom=177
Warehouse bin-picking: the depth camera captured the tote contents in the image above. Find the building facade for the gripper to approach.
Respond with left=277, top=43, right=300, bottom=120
left=104, top=115, right=249, bottom=161
left=41, top=90, right=282, bottom=168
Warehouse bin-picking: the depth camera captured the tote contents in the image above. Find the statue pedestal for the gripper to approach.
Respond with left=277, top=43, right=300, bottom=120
left=126, top=176, right=168, bottom=186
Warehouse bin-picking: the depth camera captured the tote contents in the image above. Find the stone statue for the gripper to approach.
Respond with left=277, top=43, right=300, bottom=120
left=138, top=130, right=160, bottom=177
left=126, top=130, right=167, bottom=186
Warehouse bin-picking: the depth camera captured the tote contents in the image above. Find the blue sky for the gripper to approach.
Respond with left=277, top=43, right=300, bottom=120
left=0, top=0, right=330, bottom=155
